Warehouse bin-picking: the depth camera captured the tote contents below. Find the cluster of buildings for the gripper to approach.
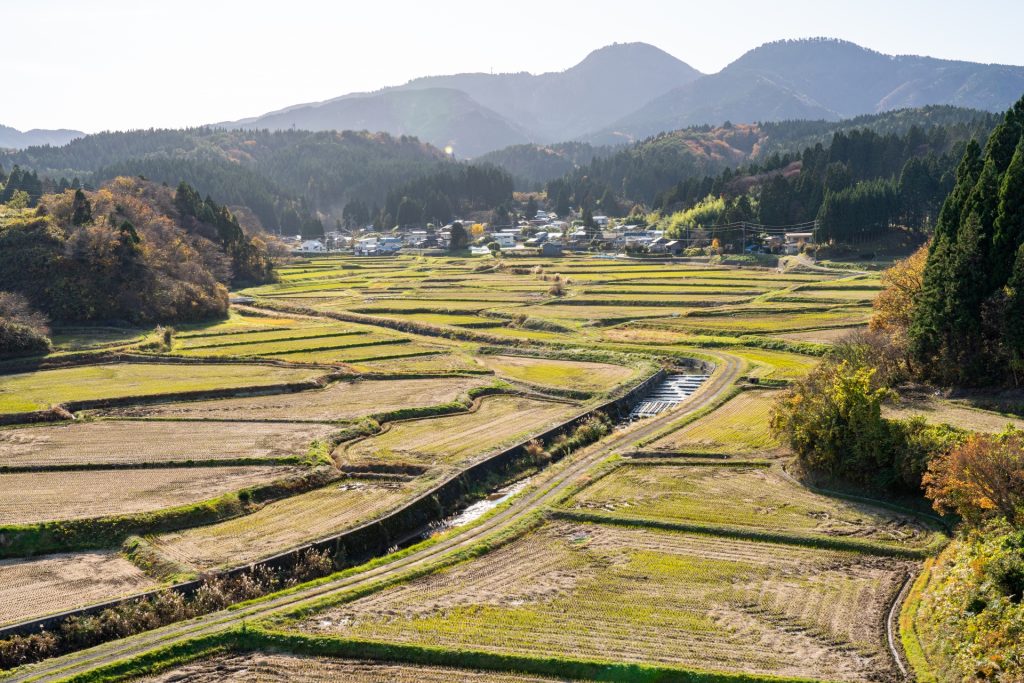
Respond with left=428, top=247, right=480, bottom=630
left=286, top=211, right=814, bottom=258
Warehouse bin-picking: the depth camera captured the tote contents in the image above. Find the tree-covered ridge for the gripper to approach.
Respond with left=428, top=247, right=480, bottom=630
left=0, top=177, right=273, bottom=324
left=2, top=128, right=449, bottom=232
left=910, top=95, right=1024, bottom=386
left=474, top=142, right=612, bottom=189
left=380, top=164, right=514, bottom=227
left=543, top=107, right=996, bottom=222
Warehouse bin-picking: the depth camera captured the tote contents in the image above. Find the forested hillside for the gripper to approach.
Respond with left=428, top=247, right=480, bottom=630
left=475, top=142, right=612, bottom=188
left=546, top=107, right=997, bottom=210
left=0, top=177, right=274, bottom=327
left=2, top=128, right=450, bottom=232
left=544, top=107, right=997, bottom=249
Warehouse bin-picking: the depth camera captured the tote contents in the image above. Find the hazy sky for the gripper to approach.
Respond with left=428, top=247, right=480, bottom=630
left=6, top=0, right=1024, bottom=133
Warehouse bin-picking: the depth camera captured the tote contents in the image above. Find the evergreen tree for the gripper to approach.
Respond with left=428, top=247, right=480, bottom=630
left=70, top=189, right=93, bottom=226
left=990, top=138, right=1024, bottom=286
left=909, top=94, right=1024, bottom=385
left=448, top=221, right=468, bottom=251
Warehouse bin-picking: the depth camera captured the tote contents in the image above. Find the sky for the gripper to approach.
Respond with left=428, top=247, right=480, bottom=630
left=6, top=0, right=1024, bottom=133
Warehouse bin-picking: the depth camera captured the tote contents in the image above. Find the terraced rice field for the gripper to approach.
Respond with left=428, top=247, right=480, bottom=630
left=768, top=326, right=865, bottom=344
left=476, top=355, right=636, bottom=392
left=727, top=347, right=821, bottom=380
left=652, top=308, right=871, bottom=335
left=0, top=420, right=335, bottom=467
left=0, top=552, right=159, bottom=627
left=0, top=467, right=294, bottom=524
left=349, top=352, right=488, bottom=375
left=340, top=395, right=578, bottom=470
left=134, top=654, right=583, bottom=682
left=882, top=394, right=1024, bottom=432
left=294, top=520, right=908, bottom=681
left=564, top=463, right=937, bottom=550
left=645, top=389, right=783, bottom=455
left=0, top=363, right=324, bottom=414
left=49, top=327, right=151, bottom=352
left=107, top=377, right=487, bottom=421
left=144, top=480, right=415, bottom=570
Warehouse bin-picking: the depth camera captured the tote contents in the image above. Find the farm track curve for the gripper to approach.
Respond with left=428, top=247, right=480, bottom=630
left=2, top=354, right=744, bottom=683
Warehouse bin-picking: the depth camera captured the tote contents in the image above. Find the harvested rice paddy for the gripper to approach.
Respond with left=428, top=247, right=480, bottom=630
left=0, top=363, right=324, bottom=414
left=340, top=395, right=579, bottom=470
left=293, top=520, right=908, bottom=681
left=144, top=480, right=415, bottom=570
left=0, top=552, right=158, bottom=627
left=107, top=377, right=487, bottom=422
left=564, top=462, right=938, bottom=550
left=476, top=355, right=636, bottom=392
left=645, top=389, right=783, bottom=455
left=0, top=420, right=335, bottom=467
left=134, top=654, right=586, bottom=682
left=0, top=466, right=295, bottom=525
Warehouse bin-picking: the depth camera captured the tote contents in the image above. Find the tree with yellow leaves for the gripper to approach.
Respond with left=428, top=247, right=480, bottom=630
left=870, top=242, right=928, bottom=370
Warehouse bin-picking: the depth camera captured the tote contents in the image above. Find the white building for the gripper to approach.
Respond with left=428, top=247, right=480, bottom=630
left=297, top=239, right=325, bottom=253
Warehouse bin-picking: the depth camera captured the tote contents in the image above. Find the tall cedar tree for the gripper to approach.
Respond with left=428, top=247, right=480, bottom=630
left=910, top=96, right=1024, bottom=385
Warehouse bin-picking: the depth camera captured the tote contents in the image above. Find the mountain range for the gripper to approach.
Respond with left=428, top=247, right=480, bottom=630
left=0, top=125, right=83, bottom=151
left=216, top=38, right=1024, bottom=157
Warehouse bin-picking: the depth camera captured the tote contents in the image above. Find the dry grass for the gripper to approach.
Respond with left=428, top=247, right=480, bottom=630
left=135, top=654, right=570, bottom=682
left=108, top=377, right=487, bottom=422
left=0, top=467, right=294, bottom=525
left=883, top=394, right=1024, bottom=433
left=340, top=396, right=578, bottom=471
left=144, top=480, right=415, bottom=571
left=0, top=421, right=335, bottom=468
left=295, top=520, right=906, bottom=682
left=0, top=552, right=158, bottom=627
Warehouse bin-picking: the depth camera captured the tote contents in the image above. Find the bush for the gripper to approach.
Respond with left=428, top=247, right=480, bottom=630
left=924, top=428, right=1024, bottom=527
left=0, top=318, right=50, bottom=358
left=771, top=357, right=962, bottom=491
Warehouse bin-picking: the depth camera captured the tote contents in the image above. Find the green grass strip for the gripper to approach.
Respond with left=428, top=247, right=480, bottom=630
left=551, top=509, right=942, bottom=559
left=898, top=559, right=939, bottom=683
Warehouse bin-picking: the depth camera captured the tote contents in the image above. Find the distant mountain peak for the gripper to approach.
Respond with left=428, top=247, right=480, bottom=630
left=0, top=125, right=84, bottom=151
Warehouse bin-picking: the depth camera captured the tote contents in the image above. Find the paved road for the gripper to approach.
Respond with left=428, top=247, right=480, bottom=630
left=3, top=354, right=744, bottom=683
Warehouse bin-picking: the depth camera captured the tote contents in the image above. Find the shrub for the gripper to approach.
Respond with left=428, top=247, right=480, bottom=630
left=771, top=357, right=962, bottom=491
left=924, top=428, right=1024, bottom=527
left=0, top=318, right=50, bottom=358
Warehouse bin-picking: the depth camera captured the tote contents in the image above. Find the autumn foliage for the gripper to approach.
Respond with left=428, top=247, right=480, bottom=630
left=924, top=429, right=1024, bottom=527
left=870, top=242, right=928, bottom=365
left=0, top=177, right=274, bottom=324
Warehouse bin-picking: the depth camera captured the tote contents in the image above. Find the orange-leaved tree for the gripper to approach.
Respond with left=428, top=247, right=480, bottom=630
left=870, top=242, right=928, bottom=371
left=924, top=428, right=1024, bottom=527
